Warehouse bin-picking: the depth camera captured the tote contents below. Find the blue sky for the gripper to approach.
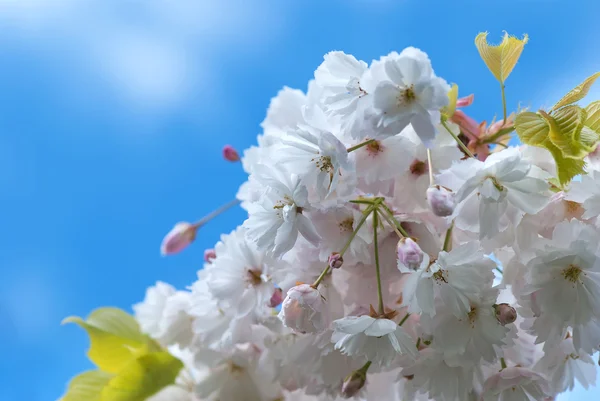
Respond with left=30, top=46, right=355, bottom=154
left=0, top=1, right=599, bottom=400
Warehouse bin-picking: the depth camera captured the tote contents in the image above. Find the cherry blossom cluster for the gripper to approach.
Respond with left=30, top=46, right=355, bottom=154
left=138, top=48, right=600, bottom=401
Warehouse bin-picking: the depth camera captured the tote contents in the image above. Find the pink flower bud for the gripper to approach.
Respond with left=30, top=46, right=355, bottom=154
left=222, top=145, right=240, bottom=162
left=426, top=185, right=456, bottom=217
left=397, top=238, right=424, bottom=271
left=341, top=370, right=367, bottom=398
left=278, top=284, right=328, bottom=334
left=328, top=252, right=344, bottom=269
left=494, top=303, right=517, bottom=325
left=204, top=248, right=216, bottom=263
left=268, top=288, right=283, bottom=308
left=160, top=222, right=198, bottom=255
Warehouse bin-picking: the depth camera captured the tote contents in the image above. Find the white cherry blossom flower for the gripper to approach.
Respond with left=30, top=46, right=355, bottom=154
left=521, top=219, right=600, bottom=351
left=206, top=227, right=277, bottom=317
left=400, top=241, right=495, bottom=317
left=445, top=147, right=551, bottom=239
left=534, top=335, right=597, bottom=393
left=372, top=47, right=450, bottom=146
left=481, top=367, right=552, bottom=401
left=314, top=51, right=369, bottom=118
left=277, top=108, right=353, bottom=200
left=244, top=165, right=321, bottom=257
left=332, top=314, right=417, bottom=366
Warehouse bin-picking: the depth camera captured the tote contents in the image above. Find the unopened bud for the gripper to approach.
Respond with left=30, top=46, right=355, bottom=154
left=204, top=249, right=216, bottom=263
left=268, top=288, right=283, bottom=308
left=222, top=145, right=240, bottom=162
left=494, top=303, right=517, bottom=326
left=160, top=222, right=198, bottom=256
left=341, top=370, right=367, bottom=398
left=328, top=252, right=344, bottom=269
left=426, top=185, right=456, bottom=217
left=397, top=237, right=424, bottom=271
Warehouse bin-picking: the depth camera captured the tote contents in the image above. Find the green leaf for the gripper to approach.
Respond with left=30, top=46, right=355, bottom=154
left=514, top=111, right=549, bottom=145
left=100, top=351, right=184, bottom=401
left=585, top=101, right=600, bottom=132
left=515, top=109, right=588, bottom=185
left=63, top=370, right=113, bottom=401
left=63, top=308, right=149, bottom=374
left=61, top=352, right=183, bottom=401
left=474, top=31, right=528, bottom=84
left=547, top=177, right=563, bottom=193
left=551, top=72, right=600, bottom=112
left=580, top=126, right=600, bottom=151
left=546, top=140, right=586, bottom=185
left=544, top=106, right=589, bottom=158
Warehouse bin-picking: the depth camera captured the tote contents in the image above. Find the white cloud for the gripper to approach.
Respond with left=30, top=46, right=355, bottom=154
left=0, top=0, right=287, bottom=112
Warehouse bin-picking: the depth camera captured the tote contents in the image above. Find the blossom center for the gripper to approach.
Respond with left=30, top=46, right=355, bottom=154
left=565, top=200, right=582, bottom=216
left=410, top=159, right=428, bottom=176
left=246, top=268, right=264, bottom=286
left=562, top=264, right=582, bottom=283
left=366, top=140, right=383, bottom=156
left=397, top=84, right=416, bottom=106
left=432, top=269, right=448, bottom=284
left=467, top=307, right=478, bottom=325
left=339, top=218, right=354, bottom=233
left=227, top=361, right=246, bottom=376
left=314, top=155, right=334, bottom=173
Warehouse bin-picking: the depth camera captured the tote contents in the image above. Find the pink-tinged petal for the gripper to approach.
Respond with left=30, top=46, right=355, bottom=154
left=160, top=222, right=198, bottom=255
left=222, top=145, right=240, bottom=162
left=268, top=288, right=283, bottom=308
left=450, top=110, right=481, bottom=140
left=456, top=93, right=474, bottom=108
left=204, top=248, right=216, bottom=263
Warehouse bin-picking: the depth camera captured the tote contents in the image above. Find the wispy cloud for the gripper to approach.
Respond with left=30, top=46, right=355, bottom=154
left=0, top=0, right=287, bottom=112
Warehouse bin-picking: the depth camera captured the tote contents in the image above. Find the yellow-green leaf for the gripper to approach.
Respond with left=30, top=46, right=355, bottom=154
left=547, top=177, right=563, bottom=193
left=514, top=111, right=549, bottom=146
left=551, top=72, right=600, bottom=112
left=63, top=370, right=113, bottom=401
left=474, top=31, right=528, bottom=84
left=61, top=352, right=183, bottom=401
left=441, top=84, right=459, bottom=120
left=100, top=351, right=184, bottom=401
left=85, top=308, right=145, bottom=341
left=543, top=107, right=589, bottom=158
left=585, top=101, right=600, bottom=132
left=580, top=126, right=600, bottom=151
left=63, top=308, right=148, bottom=374
left=546, top=141, right=586, bottom=185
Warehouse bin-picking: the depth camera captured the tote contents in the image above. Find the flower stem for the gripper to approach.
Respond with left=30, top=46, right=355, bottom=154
left=426, top=148, right=434, bottom=186
left=501, top=84, right=507, bottom=124
left=443, top=221, right=454, bottom=252
left=379, top=209, right=404, bottom=239
left=398, top=312, right=410, bottom=326
left=347, top=139, right=376, bottom=153
left=441, top=120, right=475, bottom=158
left=373, top=210, right=385, bottom=315
left=349, top=199, right=376, bottom=205
left=379, top=202, right=410, bottom=237
left=194, top=198, right=241, bottom=228
left=358, top=360, right=372, bottom=375
left=312, top=205, right=374, bottom=288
